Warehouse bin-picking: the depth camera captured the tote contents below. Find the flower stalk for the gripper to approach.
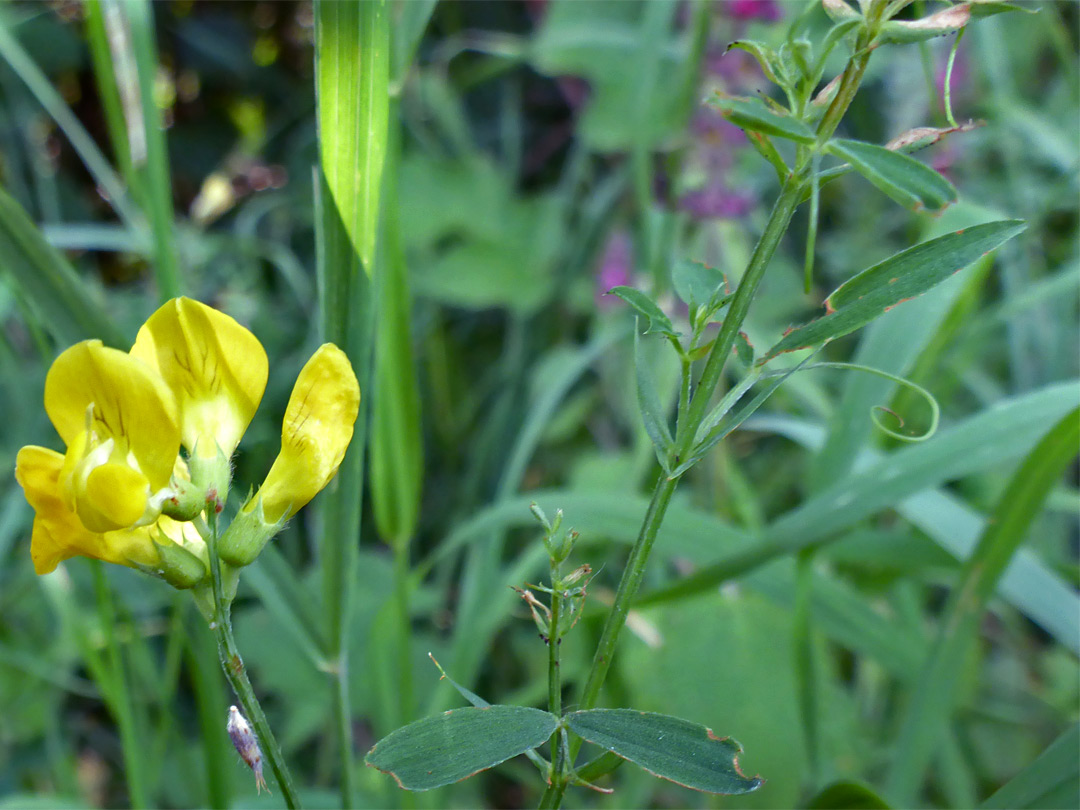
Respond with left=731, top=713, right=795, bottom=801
left=197, top=513, right=302, bottom=809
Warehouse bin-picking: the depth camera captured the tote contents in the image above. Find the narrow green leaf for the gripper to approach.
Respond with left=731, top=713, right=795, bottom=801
left=822, top=0, right=860, bottom=22
left=610, top=286, right=678, bottom=337
left=0, top=186, right=125, bottom=347
left=634, top=329, right=674, bottom=467
left=981, top=724, right=1080, bottom=809
left=726, top=40, right=782, bottom=84
left=565, top=709, right=763, bottom=795
left=820, top=18, right=862, bottom=57
left=762, top=220, right=1026, bottom=361
left=827, top=138, right=957, bottom=212
left=365, top=706, right=558, bottom=791
left=886, top=408, right=1080, bottom=805
left=675, top=354, right=815, bottom=477
left=708, top=94, right=815, bottom=144
left=967, top=0, right=1039, bottom=17
left=371, top=110, right=422, bottom=546
left=104, top=0, right=181, bottom=300
left=0, top=13, right=140, bottom=230
left=317, top=0, right=390, bottom=275
left=390, top=0, right=437, bottom=85
left=672, top=259, right=724, bottom=312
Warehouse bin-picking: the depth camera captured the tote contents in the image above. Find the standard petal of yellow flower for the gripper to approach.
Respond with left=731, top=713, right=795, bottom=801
left=16, top=446, right=159, bottom=574
left=256, top=344, right=360, bottom=523
left=131, top=297, right=268, bottom=458
left=44, top=340, right=180, bottom=492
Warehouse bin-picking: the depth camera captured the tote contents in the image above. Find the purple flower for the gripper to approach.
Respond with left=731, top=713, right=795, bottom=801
left=679, top=185, right=756, bottom=220
left=726, top=0, right=782, bottom=23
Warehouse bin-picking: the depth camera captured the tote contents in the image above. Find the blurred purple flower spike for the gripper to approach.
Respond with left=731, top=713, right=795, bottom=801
left=596, top=231, right=633, bottom=308
left=726, top=0, right=782, bottom=23
left=679, top=185, right=756, bottom=220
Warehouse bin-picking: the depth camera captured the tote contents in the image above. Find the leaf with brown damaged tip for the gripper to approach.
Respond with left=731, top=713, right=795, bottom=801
left=761, top=220, right=1026, bottom=362
left=878, top=4, right=971, bottom=44
left=565, top=709, right=763, bottom=795
left=885, top=121, right=983, bottom=153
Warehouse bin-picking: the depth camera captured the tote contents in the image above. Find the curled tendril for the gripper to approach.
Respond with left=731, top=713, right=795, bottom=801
left=801, top=361, right=941, bottom=442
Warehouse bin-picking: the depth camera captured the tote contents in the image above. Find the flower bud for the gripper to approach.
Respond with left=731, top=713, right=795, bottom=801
left=129, top=533, right=208, bottom=589
left=227, top=706, right=268, bottom=794
left=216, top=496, right=285, bottom=567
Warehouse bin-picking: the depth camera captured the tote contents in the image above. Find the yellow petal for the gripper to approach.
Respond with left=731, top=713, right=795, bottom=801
left=44, top=341, right=180, bottom=491
left=131, top=297, right=268, bottom=457
left=256, top=344, right=360, bottom=522
left=78, top=463, right=151, bottom=533
left=16, top=446, right=157, bottom=573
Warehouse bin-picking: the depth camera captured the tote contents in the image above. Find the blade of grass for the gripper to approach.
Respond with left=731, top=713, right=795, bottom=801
left=885, top=407, right=1080, bottom=805
left=83, top=0, right=134, bottom=187
left=315, top=2, right=389, bottom=803
left=90, top=563, right=150, bottom=809
left=0, top=186, right=126, bottom=347
left=0, top=12, right=141, bottom=231
left=317, top=0, right=389, bottom=276
left=981, top=723, right=1080, bottom=809
left=99, top=0, right=181, bottom=299
left=369, top=107, right=421, bottom=730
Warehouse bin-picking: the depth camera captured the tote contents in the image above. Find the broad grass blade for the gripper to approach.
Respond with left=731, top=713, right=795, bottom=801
left=316, top=0, right=389, bottom=276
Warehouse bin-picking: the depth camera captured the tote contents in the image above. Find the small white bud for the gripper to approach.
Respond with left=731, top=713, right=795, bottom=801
left=227, top=705, right=269, bottom=794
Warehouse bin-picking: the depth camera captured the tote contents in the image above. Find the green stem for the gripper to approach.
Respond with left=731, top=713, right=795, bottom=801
left=91, top=563, right=149, bottom=810
left=199, top=514, right=302, bottom=809
left=393, top=539, right=415, bottom=727
left=539, top=560, right=564, bottom=810
left=678, top=175, right=804, bottom=449
left=547, top=30, right=878, bottom=806
left=577, top=473, right=678, bottom=712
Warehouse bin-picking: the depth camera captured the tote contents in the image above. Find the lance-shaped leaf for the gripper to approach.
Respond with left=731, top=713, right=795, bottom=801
left=709, top=95, right=815, bottom=144
left=761, top=220, right=1026, bottom=362
left=827, top=138, right=957, bottom=212
left=565, top=709, right=763, bottom=795
left=727, top=40, right=782, bottom=84
left=366, top=706, right=558, bottom=791
left=609, top=286, right=679, bottom=338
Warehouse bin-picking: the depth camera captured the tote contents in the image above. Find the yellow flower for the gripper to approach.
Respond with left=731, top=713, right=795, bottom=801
left=16, top=340, right=205, bottom=583
left=17, top=297, right=358, bottom=578
left=131, top=297, right=268, bottom=459
left=219, top=344, right=360, bottom=566
left=257, top=344, right=361, bottom=522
